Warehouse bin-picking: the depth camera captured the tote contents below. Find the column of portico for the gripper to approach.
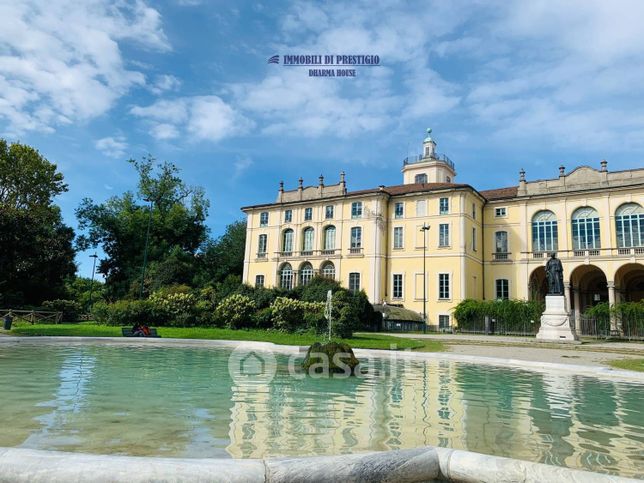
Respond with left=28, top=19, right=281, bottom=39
left=573, top=288, right=581, bottom=321
left=607, top=281, right=619, bottom=334
left=564, top=282, right=572, bottom=313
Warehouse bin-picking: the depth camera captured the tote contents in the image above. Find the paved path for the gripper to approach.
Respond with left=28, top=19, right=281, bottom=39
left=380, top=333, right=644, bottom=367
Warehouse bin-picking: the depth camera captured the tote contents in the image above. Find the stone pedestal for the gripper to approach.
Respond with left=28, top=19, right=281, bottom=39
left=536, top=295, right=579, bottom=342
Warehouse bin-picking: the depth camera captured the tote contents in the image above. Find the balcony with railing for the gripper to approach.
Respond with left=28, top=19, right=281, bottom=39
left=523, top=247, right=643, bottom=261
left=492, top=252, right=511, bottom=262
left=403, top=153, right=454, bottom=170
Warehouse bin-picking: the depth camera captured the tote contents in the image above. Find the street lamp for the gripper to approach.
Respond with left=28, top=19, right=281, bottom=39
left=88, top=253, right=98, bottom=311
left=140, top=198, right=154, bottom=299
left=420, top=224, right=430, bottom=334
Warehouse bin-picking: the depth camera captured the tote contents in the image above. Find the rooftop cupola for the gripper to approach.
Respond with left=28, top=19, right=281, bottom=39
left=402, top=128, right=456, bottom=185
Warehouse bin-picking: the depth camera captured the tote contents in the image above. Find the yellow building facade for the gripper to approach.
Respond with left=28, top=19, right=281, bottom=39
left=241, top=131, right=644, bottom=329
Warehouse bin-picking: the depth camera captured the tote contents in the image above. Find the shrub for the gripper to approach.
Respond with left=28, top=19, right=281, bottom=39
left=214, top=294, right=256, bottom=329
left=149, top=291, right=197, bottom=327
left=92, top=299, right=166, bottom=326
left=253, top=307, right=274, bottom=329
left=42, top=299, right=83, bottom=322
left=453, top=298, right=544, bottom=333
left=270, top=297, right=324, bottom=332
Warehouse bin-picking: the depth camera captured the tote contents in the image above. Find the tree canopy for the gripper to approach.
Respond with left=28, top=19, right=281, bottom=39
left=0, top=140, right=76, bottom=306
left=76, top=157, right=210, bottom=299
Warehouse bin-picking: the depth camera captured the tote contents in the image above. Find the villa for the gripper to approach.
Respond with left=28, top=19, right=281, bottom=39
left=241, top=130, right=644, bottom=332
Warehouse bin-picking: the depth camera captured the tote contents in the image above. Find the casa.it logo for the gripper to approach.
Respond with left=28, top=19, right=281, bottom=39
left=228, top=346, right=277, bottom=384
left=266, top=54, right=381, bottom=77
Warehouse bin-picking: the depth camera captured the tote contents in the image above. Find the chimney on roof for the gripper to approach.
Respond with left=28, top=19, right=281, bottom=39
left=600, top=159, right=608, bottom=172
left=318, top=174, right=324, bottom=187
left=298, top=177, right=303, bottom=190
left=340, top=171, right=346, bottom=195
left=518, top=168, right=527, bottom=196
left=278, top=180, right=284, bottom=202
left=559, top=165, right=565, bottom=177
left=378, top=185, right=385, bottom=191
left=600, top=159, right=609, bottom=185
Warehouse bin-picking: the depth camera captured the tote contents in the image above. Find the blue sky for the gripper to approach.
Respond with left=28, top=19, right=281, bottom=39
left=2, top=0, right=643, bottom=278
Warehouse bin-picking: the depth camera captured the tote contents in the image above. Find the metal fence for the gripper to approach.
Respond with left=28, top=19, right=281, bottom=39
left=454, top=317, right=539, bottom=337
left=571, top=314, right=644, bottom=341
left=1, top=309, right=63, bottom=324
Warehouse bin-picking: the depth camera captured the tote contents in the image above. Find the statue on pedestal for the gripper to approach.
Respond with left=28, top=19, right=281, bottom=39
left=545, top=253, right=564, bottom=295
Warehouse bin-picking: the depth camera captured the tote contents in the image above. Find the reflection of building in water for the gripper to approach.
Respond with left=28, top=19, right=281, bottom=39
left=226, top=358, right=467, bottom=458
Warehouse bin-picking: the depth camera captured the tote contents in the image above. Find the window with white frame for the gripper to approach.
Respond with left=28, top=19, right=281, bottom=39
left=300, top=263, right=314, bottom=285
left=351, top=201, right=363, bottom=218
left=495, top=207, right=507, bottom=217
left=302, top=228, right=314, bottom=253
left=325, top=205, right=334, bottom=219
left=349, top=273, right=361, bottom=293
left=255, top=275, right=265, bottom=288
left=616, top=203, right=644, bottom=248
left=282, top=229, right=294, bottom=253
left=284, top=209, right=292, bottom=223
left=324, top=226, right=336, bottom=250
left=394, top=202, right=404, bottom=218
left=439, top=223, right=450, bottom=247
left=572, top=206, right=601, bottom=250
left=532, top=210, right=558, bottom=252
left=472, top=203, right=476, bottom=219
left=304, top=207, right=312, bottom=221
left=439, top=197, right=449, bottom=214
left=321, top=261, right=335, bottom=279
left=279, top=263, right=293, bottom=289
left=415, top=173, right=428, bottom=184
left=472, top=227, right=477, bottom=251
left=495, top=231, right=508, bottom=254
left=350, top=227, right=362, bottom=249
left=438, top=315, right=450, bottom=328
left=438, top=273, right=450, bottom=300
left=393, top=227, right=404, bottom=249
left=416, top=199, right=427, bottom=216
left=393, top=274, right=403, bottom=299
left=258, top=234, right=267, bottom=255
left=260, top=212, right=269, bottom=226
left=496, top=279, right=509, bottom=300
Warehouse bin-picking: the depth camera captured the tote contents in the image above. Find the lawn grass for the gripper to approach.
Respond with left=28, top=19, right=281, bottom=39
left=608, top=358, right=644, bottom=372
left=7, top=322, right=444, bottom=352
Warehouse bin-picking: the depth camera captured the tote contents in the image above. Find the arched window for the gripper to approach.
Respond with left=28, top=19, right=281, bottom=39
left=282, top=229, right=294, bottom=254
left=571, top=207, right=600, bottom=250
left=532, top=210, right=558, bottom=252
left=300, top=263, right=314, bottom=286
left=302, top=227, right=314, bottom=253
left=321, top=262, right=335, bottom=279
left=279, top=263, right=293, bottom=289
left=415, top=173, right=428, bottom=184
left=616, top=203, right=644, bottom=248
left=324, top=225, right=336, bottom=250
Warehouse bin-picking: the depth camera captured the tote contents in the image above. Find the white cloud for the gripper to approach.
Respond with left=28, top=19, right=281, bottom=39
left=233, top=156, right=253, bottom=179
left=148, top=74, right=181, bottom=95
left=0, top=0, right=169, bottom=135
left=95, top=135, right=128, bottom=158
left=131, top=95, right=252, bottom=142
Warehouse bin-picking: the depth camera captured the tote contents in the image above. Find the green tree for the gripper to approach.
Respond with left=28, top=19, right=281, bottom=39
left=196, top=220, right=246, bottom=285
left=76, top=157, right=209, bottom=299
left=0, top=140, right=76, bottom=306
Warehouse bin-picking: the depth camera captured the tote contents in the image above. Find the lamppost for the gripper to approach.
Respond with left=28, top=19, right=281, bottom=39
left=140, top=198, right=154, bottom=299
left=420, top=224, right=430, bottom=334
left=88, top=253, right=98, bottom=311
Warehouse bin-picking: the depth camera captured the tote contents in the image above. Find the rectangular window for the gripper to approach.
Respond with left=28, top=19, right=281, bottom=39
left=284, top=209, right=292, bottom=223
left=416, top=200, right=427, bottom=217
left=325, top=205, right=334, bottom=219
left=255, top=275, right=265, bottom=288
left=438, top=273, right=450, bottom=300
left=349, top=273, right=361, bottom=293
left=472, top=227, right=477, bottom=251
left=438, top=315, right=450, bottom=329
left=304, top=207, right=312, bottom=221
left=393, top=227, right=404, bottom=249
left=472, top=203, right=476, bottom=219
left=439, top=197, right=449, bottom=215
left=394, top=202, right=404, bottom=219
left=495, top=231, right=508, bottom=253
left=351, top=201, right=363, bottom=219
left=260, top=212, right=268, bottom=227
left=393, top=274, right=403, bottom=299
left=495, top=207, right=507, bottom=217
left=258, top=234, right=267, bottom=255
left=439, top=224, right=450, bottom=247
left=350, top=227, right=362, bottom=249
left=496, top=279, right=509, bottom=300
